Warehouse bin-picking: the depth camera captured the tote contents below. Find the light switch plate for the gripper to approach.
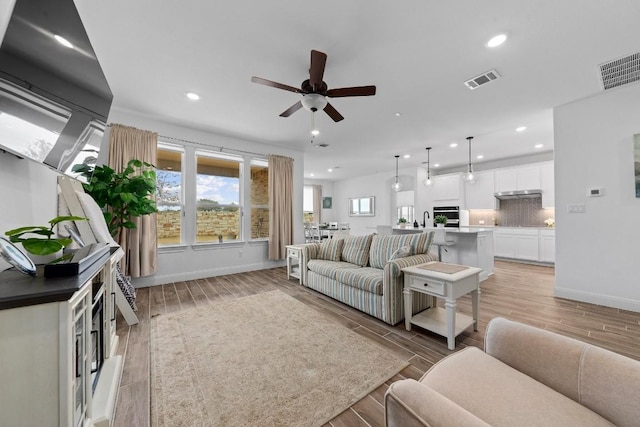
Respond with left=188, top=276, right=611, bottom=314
left=567, top=204, right=586, bottom=213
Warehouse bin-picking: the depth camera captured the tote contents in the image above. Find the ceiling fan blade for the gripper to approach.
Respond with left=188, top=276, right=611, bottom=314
left=326, top=85, right=376, bottom=98
left=279, top=101, right=303, bottom=117
left=251, top=76, right=303, bottom=94
left=323, top=102, right=344, bottom=122
left=309, top=50, right=327, bottom=91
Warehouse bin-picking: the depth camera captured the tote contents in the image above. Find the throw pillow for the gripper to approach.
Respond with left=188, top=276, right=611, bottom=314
left=341, top=234, right=374, bottom=266
left=317, top=238, right=344, bottom=262
left=389, top=245, right=411, bottom=261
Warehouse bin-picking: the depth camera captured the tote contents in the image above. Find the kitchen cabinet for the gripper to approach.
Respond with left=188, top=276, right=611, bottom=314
left=493, top=227, right=539, bottom=261
left=465, top=170, right=497, bottom=209
left=541, top=162, right=555, bottom=208
left=432, top=173, right=463, bottom=204
left=494, top=164, right=542, bottom=192
left=539, top=229, right=555, bottom=263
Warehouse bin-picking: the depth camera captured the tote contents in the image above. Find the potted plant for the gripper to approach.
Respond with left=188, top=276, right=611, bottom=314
left=5, top=215, right=88, bottom=263
left=72, top=159, right=158, bottom=239
left=434, top=215, right=448, bottom=228
left=398, top=217, right=408, bottom=228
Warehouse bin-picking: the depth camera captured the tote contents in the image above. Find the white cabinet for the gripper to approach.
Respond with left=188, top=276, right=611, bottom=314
left=493, top=228, right=540, bottom=261
left=494, top=164, right=542, bottom=192
left=0, top=252, right=123, bottom=427
left=432, top=173, right=463, bottom=205
left=539, top=229, right=556, bottom=263
left=465, top=170, right=497, bottom=209
left=541, top=162, right=555, bottom=208
left=494, top=169, right=517, bottom=193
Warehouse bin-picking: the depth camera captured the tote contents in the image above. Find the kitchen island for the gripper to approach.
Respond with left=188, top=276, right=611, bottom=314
left=392, top=226, right=494, bottom=281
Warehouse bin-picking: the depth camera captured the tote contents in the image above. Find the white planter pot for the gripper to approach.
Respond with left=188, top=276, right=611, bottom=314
left=436, top=224, right=445, bottom=228
left=27, top=250, right=63, bottom=265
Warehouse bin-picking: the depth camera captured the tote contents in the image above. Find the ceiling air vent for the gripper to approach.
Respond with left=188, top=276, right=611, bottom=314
left=599, top=52, right=640, bottom=90
left=464, top=69, right=501, bottom=90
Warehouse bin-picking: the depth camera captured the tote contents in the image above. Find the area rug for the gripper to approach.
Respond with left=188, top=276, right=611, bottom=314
left=150, top=290, right=408, bottom=426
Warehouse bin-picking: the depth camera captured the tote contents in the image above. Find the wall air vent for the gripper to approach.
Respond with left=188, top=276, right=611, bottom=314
left=464, top=69, right=501, bottom=90
left=599, top=52, right=640, bottom=90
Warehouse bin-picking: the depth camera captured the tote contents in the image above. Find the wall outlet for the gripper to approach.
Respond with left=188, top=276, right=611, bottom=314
left=587, top=187, right=604, bottom=197
left=567, top=204, right=585, bottom=213
left=479, top=220, right=485, bottom=225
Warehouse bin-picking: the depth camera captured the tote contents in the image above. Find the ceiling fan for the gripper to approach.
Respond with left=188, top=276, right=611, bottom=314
left=251, top=49, right=376, bottom=122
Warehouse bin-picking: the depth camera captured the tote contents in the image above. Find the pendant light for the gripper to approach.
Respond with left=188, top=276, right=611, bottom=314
left=463, top=136, right=475, bottom=183
left=423, top=147, right=433, bottom=187
left=392, top=155, right=402, bottom=192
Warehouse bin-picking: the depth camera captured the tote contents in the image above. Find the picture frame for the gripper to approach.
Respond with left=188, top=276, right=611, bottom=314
left=322, top=197, right=332, bottom=209
left=348, top=196, right=375, bottom=217
left=0, top=237, right=36, bottom=276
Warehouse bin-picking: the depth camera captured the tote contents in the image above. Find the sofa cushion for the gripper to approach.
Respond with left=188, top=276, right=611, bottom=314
left=335, top=267, right=384, bottom=295
left=410, top=231, right=434, bottom=255
left=307, top=259, right=360, bottom=279
left=317, top=238, right=344, bottom=261
left=340, top=234, right=373, bottom=267
left=369, top=234, right=416, bottom=269
left=421, top=347, right=614, bottom=427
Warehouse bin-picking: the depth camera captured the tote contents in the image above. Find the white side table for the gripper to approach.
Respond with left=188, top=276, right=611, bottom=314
left=402, top=262, right=482, bottom=350
left=286, top=245, right=304, bottom=284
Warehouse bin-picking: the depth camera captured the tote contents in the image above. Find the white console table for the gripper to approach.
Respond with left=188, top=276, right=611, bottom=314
left=0, top=249, right=123, bottom=426
left=402, top=262, right=481, bottom=350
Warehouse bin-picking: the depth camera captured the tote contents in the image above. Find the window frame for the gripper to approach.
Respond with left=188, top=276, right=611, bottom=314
left=156, top=142, right=186, bottom=247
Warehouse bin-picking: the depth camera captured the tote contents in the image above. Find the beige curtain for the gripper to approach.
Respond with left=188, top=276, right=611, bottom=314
left=312, top=184, right=322, bottom=224
left=268, top=154, right=294, bottom=260
left=108, top=123, right=158, bottom=277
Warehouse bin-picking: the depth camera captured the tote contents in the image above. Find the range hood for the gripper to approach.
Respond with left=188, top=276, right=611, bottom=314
left=494, top=190, right=542, bottom=200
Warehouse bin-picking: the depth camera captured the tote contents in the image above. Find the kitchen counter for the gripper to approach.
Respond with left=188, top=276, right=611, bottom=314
left=391, top=226, right=494, bottom=281
left=392, top=226, right=493, bottom=234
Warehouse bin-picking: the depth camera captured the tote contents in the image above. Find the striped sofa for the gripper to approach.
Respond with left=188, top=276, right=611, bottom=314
left=300, top=233, right=436, bottom=325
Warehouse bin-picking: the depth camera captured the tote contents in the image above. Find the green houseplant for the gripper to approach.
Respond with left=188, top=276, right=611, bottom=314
left=434, top=215, right=448, bottom=227
left=398, top=217, right=408, bottom=228
left=5, top=215, right=88, bottom=255
left=72, top=159, right=158, bottom=238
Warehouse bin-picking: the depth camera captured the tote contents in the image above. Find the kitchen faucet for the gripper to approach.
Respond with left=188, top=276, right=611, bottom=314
left=421, top=211, right=430, bottom=228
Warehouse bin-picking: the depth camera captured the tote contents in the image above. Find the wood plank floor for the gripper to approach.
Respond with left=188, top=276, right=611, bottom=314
left=112, top=260, right=640, bottom=427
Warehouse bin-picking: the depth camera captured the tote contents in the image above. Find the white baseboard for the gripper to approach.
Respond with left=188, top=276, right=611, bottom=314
left=554, top=286, right=640, bottom=312
left=132, top=261, right=285, bottom=287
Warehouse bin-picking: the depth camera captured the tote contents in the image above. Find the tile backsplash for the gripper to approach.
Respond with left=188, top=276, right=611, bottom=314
left=469, top=197, right=555, bottom=227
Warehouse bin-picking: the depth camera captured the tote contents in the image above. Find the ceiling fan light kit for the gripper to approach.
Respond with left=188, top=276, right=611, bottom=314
left=251, top=49, right=376, bottom=124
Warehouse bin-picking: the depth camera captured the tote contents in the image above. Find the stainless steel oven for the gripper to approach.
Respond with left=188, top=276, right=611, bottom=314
left=433, top=206, right=460, bottom=228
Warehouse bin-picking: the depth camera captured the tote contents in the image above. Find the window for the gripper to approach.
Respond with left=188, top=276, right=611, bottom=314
left=156, top=144, right=184, bottom=245
left=250, top=159, right=269, bottom=239
left=303, top=185, right=314, bottom=222
left=348, top=196, right=375, bottom=216
left=196, top=152, right=242, bottom=243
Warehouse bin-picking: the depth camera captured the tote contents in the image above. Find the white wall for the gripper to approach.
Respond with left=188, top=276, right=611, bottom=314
left=331, top=167, right=415, bottom=235
left=554, top=83, right=640, bottom=312
left=303, top=179, right=335, bottom=222
left=0, top=152, right=60, bottom=233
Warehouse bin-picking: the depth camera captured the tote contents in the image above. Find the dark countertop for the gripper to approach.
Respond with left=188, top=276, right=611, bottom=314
left=0, top=251, right=111, bottom=310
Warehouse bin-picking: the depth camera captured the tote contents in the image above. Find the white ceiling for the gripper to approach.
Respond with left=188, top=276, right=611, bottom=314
left=72, top=0, right=640, bottom=181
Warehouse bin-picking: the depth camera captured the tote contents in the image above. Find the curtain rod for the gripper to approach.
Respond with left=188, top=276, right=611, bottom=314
left=107, top=123, right=268, bottom=158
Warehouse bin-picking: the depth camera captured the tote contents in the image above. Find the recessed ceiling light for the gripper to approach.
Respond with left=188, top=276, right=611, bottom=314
left=311, top=129, right=320, bottom=136
left=534, top=144, right=544, bottom=149
left=487, top=34, right=507, bottom=48
left=477, top=154, right=484, bottom=159
left=516, top=126, right=527, bottom=132
left=327, top=168, right=333, bottom=172
left=450, top=143, right=458, bottom=148
left=186, top=92, right=200, bottom=100
left=403, top=154, right=410, bottom=159
left=434, top=163, right=440, bottom=168
left=394, top=112, right=402, bottom=117
left=309, top=173, right=314, bottom=177
left=54, top=35, right=73, bottom=49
